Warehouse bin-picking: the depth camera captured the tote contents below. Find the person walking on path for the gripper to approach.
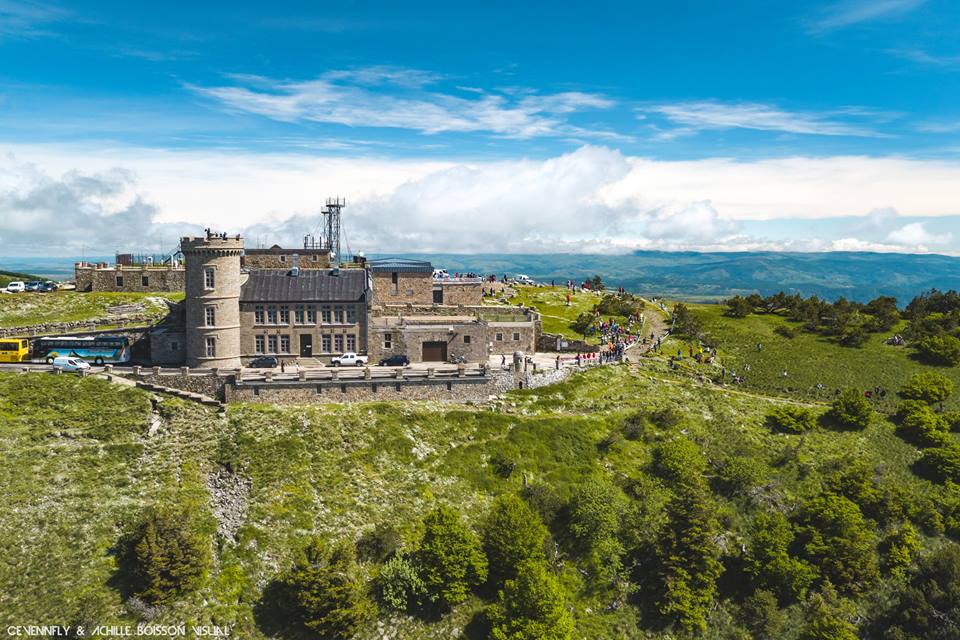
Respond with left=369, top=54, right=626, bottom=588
left=280, top=359, right=286, bottom=373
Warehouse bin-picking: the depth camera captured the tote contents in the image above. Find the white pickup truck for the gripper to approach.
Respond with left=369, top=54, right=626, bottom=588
left=330, top=352, right=368, bottom=367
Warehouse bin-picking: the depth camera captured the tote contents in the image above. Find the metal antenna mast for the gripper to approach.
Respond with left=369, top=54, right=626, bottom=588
left=322, top=197, right=345, bottom=264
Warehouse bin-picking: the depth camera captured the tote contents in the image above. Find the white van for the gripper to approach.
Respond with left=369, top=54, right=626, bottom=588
left=4, top=281, right=25, bottom=293
left=52, top=356, right=91, bottom=372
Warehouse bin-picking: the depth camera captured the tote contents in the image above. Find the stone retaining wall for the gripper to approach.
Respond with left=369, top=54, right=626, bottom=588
left=136, top=370, right=229, bottom=400
left=225, top=376, right=492, bottom=404
left=536, top=332, right=599, bottom=353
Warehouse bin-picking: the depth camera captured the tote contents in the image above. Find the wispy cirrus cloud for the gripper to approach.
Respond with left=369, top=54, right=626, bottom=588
left=191, top=67, right=623, bottom=140
left=639, top=101, right=886, bottom=138
left=887, top=48, right=960, bottom=67
left=0, top=0, right=68, bottom=37
left=807, top=0, right=926, bottom=33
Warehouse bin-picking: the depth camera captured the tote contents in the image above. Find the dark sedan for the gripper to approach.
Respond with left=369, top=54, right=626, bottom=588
left=378, top=354, right=410, bottom=367
left=248, top=356, right=278, bottom=368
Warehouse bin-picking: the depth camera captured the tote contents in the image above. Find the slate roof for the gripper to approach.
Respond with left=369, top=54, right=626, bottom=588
left=367, top=258, right=433, bottom=273
left=240, top=269, right=368, bottom=302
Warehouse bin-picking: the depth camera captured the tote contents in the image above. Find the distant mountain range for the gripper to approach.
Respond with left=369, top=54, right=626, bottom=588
left=4, top=251, right=959, bottom=304
left=385, top=251, right=960, bottom=304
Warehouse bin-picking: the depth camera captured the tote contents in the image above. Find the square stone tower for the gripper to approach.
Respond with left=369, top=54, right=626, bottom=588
left=180, top=233, right=244, bottom=369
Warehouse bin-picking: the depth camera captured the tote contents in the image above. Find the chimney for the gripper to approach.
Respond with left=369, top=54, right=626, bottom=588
left=291, top=253, right=300, bottom=277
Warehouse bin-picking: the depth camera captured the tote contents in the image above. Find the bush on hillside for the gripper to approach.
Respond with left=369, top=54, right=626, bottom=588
left=725, top=295, right=753, bottom=318
left=714, top=455, right=767, bottom=496
left=794, top=493, right=879, bottom=595
left=653, top=438, right=708, bottom=485
left=896, top=403, right=950, bottom=448
left=377, top=554, right=424, bottom=613
left=880, top=522, right=921, bottom=576
left=130, top=507, right=212, bottom=604
left=622, top=411, right=652, bottom=440
left=288, top=539, right=374, bottom=639
left=900, top=371, right=955, bottom=405
left=798, top=581, right=858, bottom=640
left=521, top=483, right=564, bottom=529
left=414, top=506, right=487, bottom=610
left=745, top=511, right=817, bottom=603
left=765, top=404, right=818, bottom=434
left=916, top=334, right=960, bottom=366
left=648, top=405, right=684, bottom=430
left=774, top=324, right=797, bottom=339
left=488, top=560, right=573, bottom=640
left=738, top=589, right=787, bottom=639
left=871, top=544, right=960, bottom=638
left=915, top=445, right=960, bottom=484
left=671, top=303, right=703, bottom=339
left=654, top=481, right=723, bottom=633
left=822, top=389, right=872, bottom=431
left=481, top=494, right=549, bottom=583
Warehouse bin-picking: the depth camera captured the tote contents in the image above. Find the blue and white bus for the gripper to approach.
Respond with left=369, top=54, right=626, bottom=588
left=33, top=336, right=131, bottom=365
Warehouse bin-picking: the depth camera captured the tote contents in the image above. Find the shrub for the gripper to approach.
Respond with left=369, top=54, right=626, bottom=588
left=414, top=506, right=487, bottom=609
left=822, top=389, right=872, bottom=431
left=794, top=493, right=879, bottom=595
left=916, top=334, right=960, bottom=366
left=653, top=437, right=708, bottom=485
left=130, top=507, right=212, bottom=604
left=566, top=478, right=627, bottom=586
left=897, top=403, right=950, bottom=448
left=945, top=412, right=960, bottom=433
left=714, top=455, right=766, bottom=496
left=521, top=483, right=564, bottom=528
left=481, top=494, right=549, bottom=582
left=774, top=324, right=796, bottom=339
left=671, top=303, right=703, bottom=339
left=745, top=511, right=817, bottom=603
left=901, top=371, right=955, bottom=405
left=356, top=522, right=401, bottom=563
left=872, top=545, right=960, bottom=639
left=377, top=555, right=424, bottom=613
left=725, top=295, right=753, bottom=318
left=648, top=405, right=684, bottom=430
left=288, top=539, right=374, bottom=639
left=798, top=581, right=858, bottom=640
left=765, top=404, right=817, bottom=434
left=738, top=589, right=786, bottom=640
left=654, top=481, right=723, bottom=633
left=880, top=522, right=921, bottom=576
left=488, top=560, right=573, bottom=640
left=916, top=445, right=960, bottom=484
left=622, top=410, right=651, bottom=440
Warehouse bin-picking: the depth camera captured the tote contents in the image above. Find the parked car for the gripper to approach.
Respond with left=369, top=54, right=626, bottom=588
left=331, top=352, right=368, bottom=367
left=514, top=274, right=534, bottom=285
left=432, top=269, right=450, bottom=280
left=52, top=356, right=91, bottom=372
left=24, top=281, right=42, bottom=291
left=378, top=354, right=410, bottom=367
left=4, top=281, right=25, bottom=293
left=39, top=281, right=58, bottom=292
left=248, top=356, right=278, bottom=368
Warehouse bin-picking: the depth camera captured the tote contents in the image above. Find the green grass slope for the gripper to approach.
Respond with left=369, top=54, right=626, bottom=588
left=0, top=270, right=41, bottom=287
left=0, top=291, right=182, bottom=329
left=1, top=363, right=954, bottom=638
left=677, top=303, right=960, bottom=413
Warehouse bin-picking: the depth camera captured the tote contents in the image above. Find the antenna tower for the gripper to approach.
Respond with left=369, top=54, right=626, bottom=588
left=322, top=197, right=345, bottom=263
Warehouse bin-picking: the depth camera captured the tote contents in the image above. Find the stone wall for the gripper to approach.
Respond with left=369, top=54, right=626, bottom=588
left=439, top=281, right=483, bottom=306
left=536, top=332, right=600, bottom=353
left=136, top=369, right=229, bottom=400
left=150, top=328, right=187, bottom=365
left=487, top=322, right=538, bottom=355
left=242, top=249, right=330, bottom=270
left=369, top=321, right=489, bottom=363
left=371, top=271, right=433, bottom=307
left=74, top=263, right=185, bottom=292
left=225, top=376, right=492, bottom=404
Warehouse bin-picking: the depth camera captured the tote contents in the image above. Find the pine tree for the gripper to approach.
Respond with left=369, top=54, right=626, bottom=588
left=489, top=560, right=573, bottom=640
left=415, top=505, right=488, bottom=609
left=132, top=507, right=211, bottom=604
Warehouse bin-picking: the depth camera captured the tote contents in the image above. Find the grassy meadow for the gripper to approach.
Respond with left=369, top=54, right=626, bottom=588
left=666, top=302, right=960, bottom=413
left=1, top=358, right=954, bottom=638
left=0, top=291, right=183, bottom=328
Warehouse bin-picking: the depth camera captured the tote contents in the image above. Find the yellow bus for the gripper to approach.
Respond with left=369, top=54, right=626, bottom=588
left=0, top=338, right=29, bottom=363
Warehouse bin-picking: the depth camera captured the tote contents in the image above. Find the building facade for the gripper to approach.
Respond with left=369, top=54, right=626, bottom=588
left=160, top=237, right=536, bottom=368
left=74, top=262, right=185, bottom=292
left=239, top=268, right=369, bottom=360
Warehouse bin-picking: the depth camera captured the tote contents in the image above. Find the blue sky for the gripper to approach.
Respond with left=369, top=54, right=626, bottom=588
left=1, top=0, right=959, bottom=255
